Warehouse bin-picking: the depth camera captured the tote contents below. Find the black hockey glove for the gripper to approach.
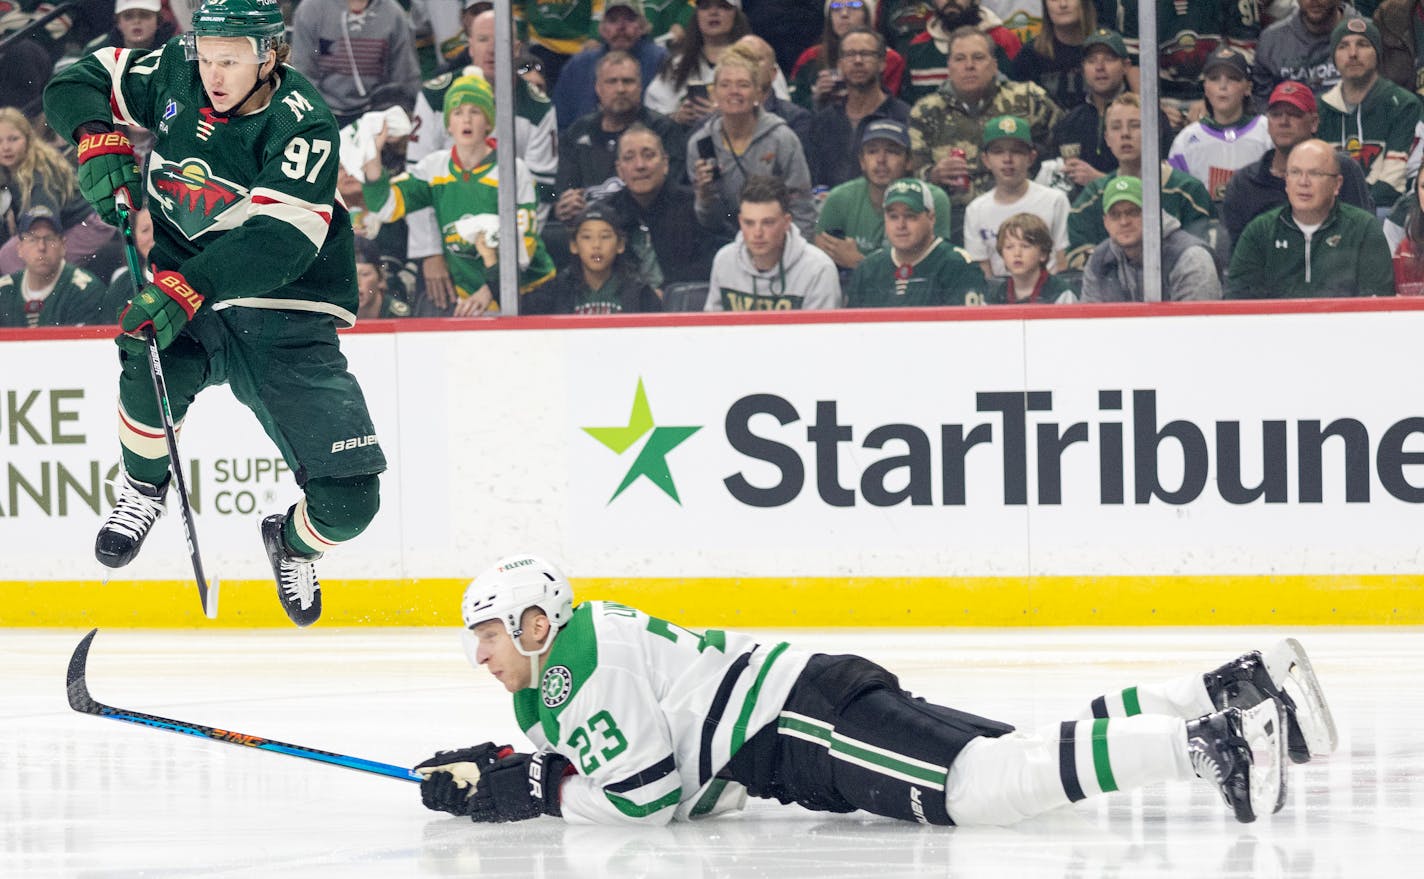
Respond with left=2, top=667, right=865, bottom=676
left=468, top=750, right=573, bottom=823
left=412, top=742, right=513, bottom=816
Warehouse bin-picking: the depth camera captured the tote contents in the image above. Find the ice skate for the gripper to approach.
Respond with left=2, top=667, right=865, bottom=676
left=1204, top=639, right=1337, bottom=764
left=1186, top=699, right=1287, bottom=824
left=262, top=514, right=322, bottom=627
left=95, top=474, right=169, bottom=568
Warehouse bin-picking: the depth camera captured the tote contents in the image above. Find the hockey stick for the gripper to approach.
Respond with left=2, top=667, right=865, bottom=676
left=114, top=192, right=217, bottom=620
left=66, top=629, right=421, bottom=782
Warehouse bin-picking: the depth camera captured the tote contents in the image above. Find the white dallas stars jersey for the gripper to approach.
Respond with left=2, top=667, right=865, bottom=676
left=512, top=601, right=811, bottom=825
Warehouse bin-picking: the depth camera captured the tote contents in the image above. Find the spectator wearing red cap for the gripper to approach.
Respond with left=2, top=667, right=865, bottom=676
left=1222, top=78, right=1374, bottom=244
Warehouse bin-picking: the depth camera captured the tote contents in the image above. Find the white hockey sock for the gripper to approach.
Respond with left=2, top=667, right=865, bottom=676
left=943, top=715, right=1193, bottom=826
left=117, top=402, right=178, bottom=462
left=1083, top=671, right=1215, bottom=721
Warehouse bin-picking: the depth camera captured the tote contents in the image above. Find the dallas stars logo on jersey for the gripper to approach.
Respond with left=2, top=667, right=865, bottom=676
left=148, top=157, right=247, bottom=240
left=542, top=665, right=573, bottom=708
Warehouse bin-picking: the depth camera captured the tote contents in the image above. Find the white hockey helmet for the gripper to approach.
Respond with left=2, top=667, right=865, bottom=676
left=462, top=553, right=574, bottom=640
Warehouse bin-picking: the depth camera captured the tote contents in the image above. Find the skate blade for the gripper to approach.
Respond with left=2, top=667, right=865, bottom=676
left=1242, top=698, right=1288, bottom=817
left=1264, top=638, right=1338, bottom=756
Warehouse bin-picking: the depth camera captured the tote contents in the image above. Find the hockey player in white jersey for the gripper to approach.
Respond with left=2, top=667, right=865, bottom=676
left=414, top=555, right=1337, bottom=826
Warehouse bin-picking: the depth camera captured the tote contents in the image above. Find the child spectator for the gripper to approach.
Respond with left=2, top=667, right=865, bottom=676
left=362, top=75, right=556, bottom=315
left=353, top=236, right=414, bottom=319
left=522, top=202, right=663, bottom=313
left=987, top=212, right=1077, bottom=303
left=791, top=0, right=906, bottom=109
left=1168, top=48, right=1271, bottom=203
left=77, top=0, right=177, bottom=55
left=963, top=115, right=1069, bottom=277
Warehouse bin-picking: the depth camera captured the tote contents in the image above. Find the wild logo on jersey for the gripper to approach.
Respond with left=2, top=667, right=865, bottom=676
left=542, top=665, right=574, bottom=708
left=1342, top=137, right=1384, bottom=174
left=148, top=157, right=247, bottom=240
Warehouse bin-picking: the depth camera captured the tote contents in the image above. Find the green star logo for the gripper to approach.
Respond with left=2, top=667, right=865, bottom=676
left=583, top=378, right=701, bottom=504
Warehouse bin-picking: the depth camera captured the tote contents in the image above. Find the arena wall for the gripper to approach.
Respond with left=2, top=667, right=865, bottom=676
left=3, top=299, right=1422, bottom=627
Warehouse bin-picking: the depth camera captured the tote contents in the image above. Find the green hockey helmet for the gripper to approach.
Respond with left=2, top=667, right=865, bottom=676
left=183, top=0, right=286, bottom=60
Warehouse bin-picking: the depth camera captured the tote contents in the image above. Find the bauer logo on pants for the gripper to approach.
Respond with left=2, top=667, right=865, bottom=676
left=330, top=434, right=379, bottom=453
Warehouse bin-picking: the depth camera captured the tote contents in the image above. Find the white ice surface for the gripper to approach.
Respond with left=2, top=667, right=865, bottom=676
left=3, top=627, right=1421, bottom=878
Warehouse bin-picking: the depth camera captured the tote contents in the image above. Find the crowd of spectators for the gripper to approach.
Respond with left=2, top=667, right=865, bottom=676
left=5, top=0, right=1424, bottom=325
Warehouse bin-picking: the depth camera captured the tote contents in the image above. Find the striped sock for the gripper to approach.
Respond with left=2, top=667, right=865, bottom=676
left=1058, top=715, right=1192, bottom=803
left=1085, top=672, right=1215, bottom=721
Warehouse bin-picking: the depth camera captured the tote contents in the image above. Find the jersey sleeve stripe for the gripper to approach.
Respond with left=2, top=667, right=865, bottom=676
left=96, top=47, right=140, bottom=127
left=698, top=650, right=752, bottom=785
left=249, top=191, right=332, bottom=250
left=603, top=754, right=677, bottom=794
left=729, top=641, right=791, bottom=753
left=604, top=786, right=682, bottom=819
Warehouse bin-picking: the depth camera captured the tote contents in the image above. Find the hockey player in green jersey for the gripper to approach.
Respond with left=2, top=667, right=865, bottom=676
left=414, top=554, right=1338, bottom=826
left=43, top=0, right=386, bottom=627
left=362, top=73, right=557, bottom=316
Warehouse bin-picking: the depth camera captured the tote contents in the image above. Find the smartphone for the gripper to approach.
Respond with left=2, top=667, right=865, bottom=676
left=696, top=136, right=720, bottom=181
left=686, top=83, right=709, bottom=103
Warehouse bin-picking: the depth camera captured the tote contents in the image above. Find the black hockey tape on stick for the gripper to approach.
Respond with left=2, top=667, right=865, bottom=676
left=66, top=629, right=421, bottom=782
left=114, top=191, right=217, bottom=620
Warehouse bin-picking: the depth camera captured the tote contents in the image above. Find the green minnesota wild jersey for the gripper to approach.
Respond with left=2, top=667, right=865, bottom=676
left=846, top=239, right=989, bottom=307
left=45, top=41, right=360, bottom=325
left=511, top=601, right=810, bottom=825
left=364, top=148, right=556, bottom=299
left=0, top=263, right=118, bottom=327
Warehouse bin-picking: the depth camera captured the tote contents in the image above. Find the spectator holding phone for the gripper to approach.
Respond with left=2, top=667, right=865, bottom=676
left=645, top=0, right=765, bottom=130
left=790, top=0, right=907, bottom=109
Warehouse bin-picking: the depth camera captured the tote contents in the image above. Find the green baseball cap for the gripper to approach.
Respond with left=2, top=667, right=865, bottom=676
left=883, top=178, right=935, bottom=213
left=982, top=115, right=1032, bottom=148
left=1082, top=28, right=1128, bottom=59
left=1102, top=176, right=1143, bottom=211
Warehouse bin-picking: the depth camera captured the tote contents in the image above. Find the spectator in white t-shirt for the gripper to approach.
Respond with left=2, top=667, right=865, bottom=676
left=962, top=114, right=1069, bottom=278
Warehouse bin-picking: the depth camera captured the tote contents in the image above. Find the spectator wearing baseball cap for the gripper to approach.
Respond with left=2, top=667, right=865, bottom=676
left=1251, top=0, right=1358, bottom=103
left=815, top=119, right=952, bottom=277
left=0, top=207, right=116, bottom=328
left=1080, top=176, right=1222, bottom=302
left=69, top=0, right=174, bottom=59
left=963, top=115, right=1070, bottom=278
left=523, top=201, right=663, bottom=314
left=845, top=177, right=988, bottom=307
left=1221, top=79, right=1374, bottom=245
left=1167, top=47, right=1271, bottom=204
left=1317, top=16, right=1422, bottom=207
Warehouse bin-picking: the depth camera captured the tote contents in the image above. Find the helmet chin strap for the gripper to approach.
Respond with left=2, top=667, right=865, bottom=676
left=510, top=621, right=558, bottom=688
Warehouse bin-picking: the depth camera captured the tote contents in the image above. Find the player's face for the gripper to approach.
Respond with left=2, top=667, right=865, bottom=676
left=1082, top=47, right=1126, bottom=97
left=598, top=6, right=647, bottom=51
left=470, top=620, right=535, bottom=692
left=117, top=10, right=159, bottom=46
left=999, top=229, right=1045, bottom=278
left=615, top=131, right=669, bottom=197
left=572, top=219, right=625, bottom=273
left=738, top=199, right=792, bottom=264
left=983, top=140, right=1034, bottom=186
left=596, top=60, right=642, bottom=116
left=195, top=36, right=269, bottom=113
left=18, top=222, right=64, bottom=278
left=1266, top=103, right=1318, bottom=149
left=948, top=34, right=995, bottom=97
left=1104, top=105, right=1141, bottom=163
left=714, top=64, right=761, bottom=116
left=447, top=103, right=490, bottom=148
left=0, top=121, right=25, bottom=168
left=1104, top=201, right=1142, bottom=250
left=884, top=203, right=934, bottom=252
left=860, top=140, right=908, bottom=187
left=1334, top=34, right=1378, bottom=80
left=1204, top=70, right=1249, bottom=117
left=466, top=11, right=496, bottom=77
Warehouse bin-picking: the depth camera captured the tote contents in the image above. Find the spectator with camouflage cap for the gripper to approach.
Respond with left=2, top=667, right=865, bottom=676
left=1081, top=177, right=1222, bottom=303
left=909, top=26, right=1061, bottom=245
left=1316, top=16, right=1421, bottom=207
left=846, top=177, right=988, bottom=306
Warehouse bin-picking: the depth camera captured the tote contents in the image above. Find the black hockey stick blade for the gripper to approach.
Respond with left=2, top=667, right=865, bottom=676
left=66, top=629, right=420, bottom=782
left=115, top=193, right=215, bottom=620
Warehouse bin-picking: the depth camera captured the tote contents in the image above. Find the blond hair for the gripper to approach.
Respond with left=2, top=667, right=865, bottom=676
left=714, top=44, right=766, bottom=93
left=0, top=108, right=78, bottom=213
